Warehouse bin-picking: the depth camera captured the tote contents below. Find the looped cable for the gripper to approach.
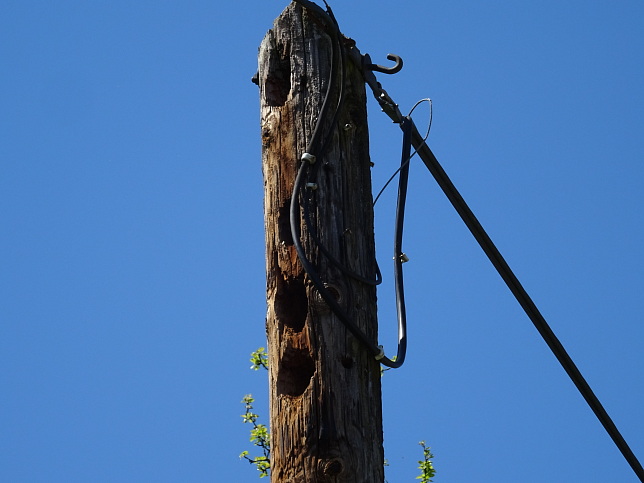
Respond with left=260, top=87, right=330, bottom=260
left=407, top=98, right=433, bottom=141
left=373, top=98, right=433, bottom=206
left=289, top=0, right=399, bottom=367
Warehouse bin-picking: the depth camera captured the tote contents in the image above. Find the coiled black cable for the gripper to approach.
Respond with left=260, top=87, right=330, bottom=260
left=300, top=20, right=382, bottom=287
left=291, top=162, right=390, bottom=361
left=289, top=0, right=406, bottom=368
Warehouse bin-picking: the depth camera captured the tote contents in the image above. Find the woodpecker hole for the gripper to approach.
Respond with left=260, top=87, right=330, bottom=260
left=265, top=43, right=291, bottom=107
left=275, top=275, right=307, bottom=332
left=277, top=201, right=293, bottom=246
left=341, top=355, right=354, bottom=369
left=277, top=347, right=315, bottom=397
left=322, top=458, right=345, bottom=477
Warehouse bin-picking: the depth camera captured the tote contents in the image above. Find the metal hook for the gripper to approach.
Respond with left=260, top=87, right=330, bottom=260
left=366, top=53, right=403, bottom=75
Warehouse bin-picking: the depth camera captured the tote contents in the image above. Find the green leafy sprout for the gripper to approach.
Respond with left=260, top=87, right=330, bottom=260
left=240, top=348, right=437, bottom=480
left=249, top=347, right=268, bottom=371
left=416, top=440, right=436, bottom=482
left=239, top=394, right=270, bottom=478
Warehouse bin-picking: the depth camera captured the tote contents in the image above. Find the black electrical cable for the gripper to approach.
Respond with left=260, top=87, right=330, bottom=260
left=303, top=192, right=382, bottom=286
left=405, top=120, right=644, bottom=482
left=298, top=11, right=382, bottom=287
left=373, top=99, right=432, bottom=206
left=389, top=116, right=414, bottom=368
left=299, top=11, right=339, bottom=156
left=289, top=0, right=405, bottom=368
left=292, top=162, right=392, bottom=363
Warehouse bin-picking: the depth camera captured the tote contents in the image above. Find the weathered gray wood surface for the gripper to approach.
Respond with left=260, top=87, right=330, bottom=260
left=258, top=2, right=384, bottom=481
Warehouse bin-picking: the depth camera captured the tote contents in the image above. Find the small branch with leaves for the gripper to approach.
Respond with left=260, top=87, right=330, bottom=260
left=417, top=440, right=436, bottom=482
left=239, top=348, right=437, bottom=480
left=240, top=394, right=271, bottom=478
left=239, top=348, right=271, bottom=478
left=249, top=346, right=268, bottom=371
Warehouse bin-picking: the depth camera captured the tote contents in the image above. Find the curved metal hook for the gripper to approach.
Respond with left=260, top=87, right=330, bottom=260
left=367, top=53, right=403, bottom=75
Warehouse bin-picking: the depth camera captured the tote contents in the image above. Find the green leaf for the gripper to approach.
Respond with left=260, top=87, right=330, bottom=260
left=416, top=441, right=436, bottom=482
left=249, top=347, right=269, bottom=371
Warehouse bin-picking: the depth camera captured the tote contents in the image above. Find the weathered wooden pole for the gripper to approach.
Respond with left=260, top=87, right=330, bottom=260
left=258, top=2, right=384, bottom=481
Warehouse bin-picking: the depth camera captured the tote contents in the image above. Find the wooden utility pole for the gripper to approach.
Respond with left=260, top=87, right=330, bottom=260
left=258, top=2, right=384, bottom=481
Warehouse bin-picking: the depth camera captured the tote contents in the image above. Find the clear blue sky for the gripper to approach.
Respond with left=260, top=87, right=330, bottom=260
left=1, top=1, right=643, bottom=482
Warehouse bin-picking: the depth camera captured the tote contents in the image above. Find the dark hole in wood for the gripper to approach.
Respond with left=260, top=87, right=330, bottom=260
left=323, top=458, right=344, bottom=476
left=275, top=275, right=307, bottom=332
left=265, top=44, right=291, bottom=107
left=324, top=283, right=342, bottom=303
left=340, top=355, right=353, bottom=369
left=277, top=347, right=315, bottom=397
left=278, top=201, right=293, bottom=246
left=310, top=282, right=346, bottom=316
